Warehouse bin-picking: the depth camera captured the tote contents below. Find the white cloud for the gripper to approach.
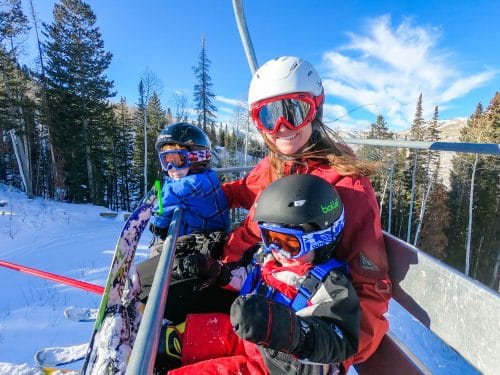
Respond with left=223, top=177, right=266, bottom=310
left=215, top=95, right=246, bottom=107
left=440, top=71, right=497, bottom=102
left=323, top=103, right=349, bottom=120
left=320, top=15, right=497, bottom=129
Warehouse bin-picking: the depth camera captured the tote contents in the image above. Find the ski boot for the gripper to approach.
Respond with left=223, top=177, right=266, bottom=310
left=155, top=321, right=185, bottom=371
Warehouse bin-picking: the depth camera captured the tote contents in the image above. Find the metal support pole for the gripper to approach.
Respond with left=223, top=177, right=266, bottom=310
left=232, top=0, right=258, bottom=74
left=126, top=208, right=184, bottom=375
left=345, top=138, right=500, bottom=155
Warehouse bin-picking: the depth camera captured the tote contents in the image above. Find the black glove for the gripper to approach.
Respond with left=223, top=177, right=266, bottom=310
left=197, top=231, right=227, bottom=259
left=170, top=234, right=199, bottom=279
left=182, top=253, right=231, bottom=289
left=171, top=231, right=227, bottom=280
left=174, top=231, right=227, bottom=258
left=230, top=294, right=309, bottom=354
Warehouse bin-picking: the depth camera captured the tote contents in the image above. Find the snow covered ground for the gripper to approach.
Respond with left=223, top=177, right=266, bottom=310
left=0, top=182, right=484, bottom=374
left=0, top=183, right=153, bottom=374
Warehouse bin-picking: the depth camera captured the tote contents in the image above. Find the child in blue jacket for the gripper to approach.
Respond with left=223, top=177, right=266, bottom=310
left=148, top=122, right=230, bottom=256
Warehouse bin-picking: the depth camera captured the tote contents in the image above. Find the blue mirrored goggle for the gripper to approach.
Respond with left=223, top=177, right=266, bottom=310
left=258, top=210, right=344, bottom=259
left=158, top=149, right=211, bottom=171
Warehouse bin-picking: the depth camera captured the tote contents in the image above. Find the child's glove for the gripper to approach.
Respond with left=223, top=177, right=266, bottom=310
left=182, top=253, right=231, bottom=289
left=230, top=294, right=311, bottom=355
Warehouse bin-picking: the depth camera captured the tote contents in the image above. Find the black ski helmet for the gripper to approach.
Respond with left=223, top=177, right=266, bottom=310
left=254, top=174, right=344, bottom=261
left=155, top=122, right=211, bottom=153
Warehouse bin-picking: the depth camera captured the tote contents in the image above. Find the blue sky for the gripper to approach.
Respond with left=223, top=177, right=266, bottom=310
left=24, top=0, right=500, bottom=131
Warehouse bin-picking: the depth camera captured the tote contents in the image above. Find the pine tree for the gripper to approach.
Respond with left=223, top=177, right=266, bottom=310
left=417, top=182, right=450, bottom=260
left=404, top=93, right=427, bottom=243
left=192, top=35, right=217, bottom=132
left=0, top=0, right=35, bottom=196
left=217, top=123, right=226, bottom=147
left=361, top=115, right=394, bottom=227
left=414, top=106, right=442, bottom=245
left=387, top=149, right=408, bottom=237
left=106, top=98, right=134, bottom=211
left=447, top=94, right=499, bottom=289
left=42, top=0, right=114, bottom=203
left=132, top=91, right=165, bottom=199
left=0, top=0, right=29, bottom=56
left=145, top=93, right=165, bottom=182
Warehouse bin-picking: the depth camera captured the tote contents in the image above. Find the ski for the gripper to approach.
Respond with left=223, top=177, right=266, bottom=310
left=64, top=306, right=98, bottom=322
left=80, top=187, right=158, bottom=374
left=34, top=343, right=87, bottom=368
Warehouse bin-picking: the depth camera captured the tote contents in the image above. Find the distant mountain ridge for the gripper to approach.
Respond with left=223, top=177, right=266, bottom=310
left=333, top=118, right=468, bottom=142
left=332, top=118, right=468, bottom=188
left=396, top=118, right=468, bottom=141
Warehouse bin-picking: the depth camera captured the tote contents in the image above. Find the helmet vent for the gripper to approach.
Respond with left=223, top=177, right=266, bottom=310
left=290, top=61, right=298, bottom=72
left=290, top=199, right=306, bottom=207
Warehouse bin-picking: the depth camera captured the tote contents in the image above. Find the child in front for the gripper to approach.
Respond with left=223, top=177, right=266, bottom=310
left=161, top=174, right=360, bottom=374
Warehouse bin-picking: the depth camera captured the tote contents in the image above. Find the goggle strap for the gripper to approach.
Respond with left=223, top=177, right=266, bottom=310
left=259, top=214, right=344, bottom=260
left=189, top=149, right=211, bottom=162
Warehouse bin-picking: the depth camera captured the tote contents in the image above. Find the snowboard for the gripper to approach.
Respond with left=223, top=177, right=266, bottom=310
left=80, top=190, right=157, bottom=374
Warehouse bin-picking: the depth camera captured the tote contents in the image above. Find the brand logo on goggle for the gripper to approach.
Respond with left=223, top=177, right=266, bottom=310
left=303, top=232, right=333, bottom=252
left=321, top=199, right=340, bottom=214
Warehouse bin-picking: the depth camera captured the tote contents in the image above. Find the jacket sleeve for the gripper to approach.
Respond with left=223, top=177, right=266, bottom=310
left=297, top=269, right=360, bottom=364
left=334, top=176, right=392, bottom=368
left=221, top=174, right=255, bottom=210
left=221, top=158, right=270, bottom=210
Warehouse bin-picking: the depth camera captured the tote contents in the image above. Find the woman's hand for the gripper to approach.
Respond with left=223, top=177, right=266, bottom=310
left=182, top=253, right=230, bottom=289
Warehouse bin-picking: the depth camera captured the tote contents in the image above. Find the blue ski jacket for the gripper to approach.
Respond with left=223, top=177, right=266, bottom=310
left=150, top=169, right=230, bottom=236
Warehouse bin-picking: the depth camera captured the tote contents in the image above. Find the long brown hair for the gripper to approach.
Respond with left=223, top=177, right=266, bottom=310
left=263, top=117, right=378, bottom=179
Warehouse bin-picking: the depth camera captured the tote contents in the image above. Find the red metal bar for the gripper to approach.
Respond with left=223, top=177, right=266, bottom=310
left=0, top=259, right=104, bottom=295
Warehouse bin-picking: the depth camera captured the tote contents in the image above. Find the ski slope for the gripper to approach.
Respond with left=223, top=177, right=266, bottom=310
left=0, top=183, right=153, bottom=373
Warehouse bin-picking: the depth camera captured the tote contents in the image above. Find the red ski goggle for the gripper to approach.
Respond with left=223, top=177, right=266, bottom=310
left=250, top=92, right=324, bottom=134
left=158, top=149, right=211, bottom=171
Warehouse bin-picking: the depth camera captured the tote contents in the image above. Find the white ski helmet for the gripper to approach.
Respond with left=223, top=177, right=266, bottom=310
left=248, top=56, right=324, bottom=108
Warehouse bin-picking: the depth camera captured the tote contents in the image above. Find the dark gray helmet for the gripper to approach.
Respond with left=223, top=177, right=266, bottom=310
left=155, top=122, right=211, bottom=153
left=254, top=174, right=343, bottom=231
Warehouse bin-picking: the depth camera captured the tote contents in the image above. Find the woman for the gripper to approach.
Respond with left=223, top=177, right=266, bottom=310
left=221, top=56, right=392, bottom=369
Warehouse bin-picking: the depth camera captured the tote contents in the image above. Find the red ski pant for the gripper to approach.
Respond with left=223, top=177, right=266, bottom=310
left=168, top=313, right=268, bottom=375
